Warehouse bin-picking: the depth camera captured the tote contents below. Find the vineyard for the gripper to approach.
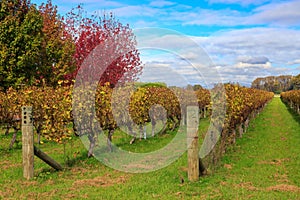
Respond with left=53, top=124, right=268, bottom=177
left=281, top=90, right=300, bottom=114
left=0, top=83, right=273, bottom=164
left=1, top=0, right=300, bottom=199
left=2, top=82, right=300, bottom=199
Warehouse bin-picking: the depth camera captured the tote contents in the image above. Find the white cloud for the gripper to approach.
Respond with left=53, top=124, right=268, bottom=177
left=111, top=5, right=161, bottom=17
left=135, top=26, right=300, bottom=86
left=133, top=20, right=158, bottom=28
left=54, top=0, right=300, bottom=29
left=207, top=0, right=270, bottom=6
left=165, top=1, right=300, bottom=27
left=138, top=57, right=222, bottom=87
left=59, top=0, right=123, bottom=7
left=288, top=59, right=300, bottom=65
left=149, top=0, right=176, bottom=7
left=215, top=62, right=292, bottom=86
left=180, top=52, right=199, bottom=61
left=138, top=34, right=195, bottom=49
left=248, top=0, right=300, bottom=26
left=139, top=61, right=188, bottom=86
left=198, top=28, right=300, bottom=65
left=234, top=61, right=271, bottom=69
left=237, top=56, right=270, bottom=64
left=75, top=0, right=300, bottom=29
left=169, top=8, right=246, bottom=26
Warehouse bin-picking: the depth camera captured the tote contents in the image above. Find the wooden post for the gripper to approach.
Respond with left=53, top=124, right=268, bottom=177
left=34, top=146, right=63, bottom=171
left=203, top=106, right=207, bottom=118
left=22, top=106, right=34, bottom=180
left=187, top=106, right=199, bottom=181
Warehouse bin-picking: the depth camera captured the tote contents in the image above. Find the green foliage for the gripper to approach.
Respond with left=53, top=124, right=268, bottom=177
left=0, top=1, right=43, bottom=89
left=0, top=0, right=75, bottom=90
left=137, top=82, right=167, bottom=88
left=193, top=84, right=203, bottom=91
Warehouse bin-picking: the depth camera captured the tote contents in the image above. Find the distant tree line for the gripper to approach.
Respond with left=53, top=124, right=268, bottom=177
left=251, top=74, right=300, bottom=93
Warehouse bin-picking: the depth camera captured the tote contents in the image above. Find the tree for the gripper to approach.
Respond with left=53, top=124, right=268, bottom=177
left=193, top=84, right=203, bottom=91
left=37, top=0, right=75, bottom=86
left=251, top=75, right=293, bottom=93
left=292, top=74, right=300, bottom=90
left=0, top=0, right=75, bottom=90
left=66, top=6, right=143, bottom=157
left=0, top=0, right=42, bottom=89
left=64, top=6, right=143, bottom=86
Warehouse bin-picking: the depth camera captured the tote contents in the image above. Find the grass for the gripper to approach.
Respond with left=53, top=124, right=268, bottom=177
left=1, top=97, right=300, bottom=199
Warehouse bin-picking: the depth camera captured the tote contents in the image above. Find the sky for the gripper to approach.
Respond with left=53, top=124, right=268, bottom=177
left=31, top=0, right=300, bottom=87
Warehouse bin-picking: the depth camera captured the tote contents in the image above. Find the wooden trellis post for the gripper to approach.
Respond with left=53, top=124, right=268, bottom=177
left=22, top=106, right=34, bottom=180
left=22, top=106, right=63, bottom=180
left=187, top=106, right=199, bottom=182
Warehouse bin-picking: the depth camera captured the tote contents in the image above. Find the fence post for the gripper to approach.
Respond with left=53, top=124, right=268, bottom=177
left=22, top=106, right=34, bottom=180
left=187, top=106, right=199, bottom=181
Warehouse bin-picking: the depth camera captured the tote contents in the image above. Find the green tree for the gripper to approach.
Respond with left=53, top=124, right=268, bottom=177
left=0, top=0, right=43, bottom=89
left=193, top=84, right=203, bottom=91
left=0, top=0, right=75, bottom=90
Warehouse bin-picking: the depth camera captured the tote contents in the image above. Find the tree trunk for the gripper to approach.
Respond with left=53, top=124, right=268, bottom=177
left=107, top=129, right=113, bottom=152
left=9, top=128, right=17, bottom=149
left=88, top=134, right=96, bottom=157
left=4, top=125, right=10, bottom=135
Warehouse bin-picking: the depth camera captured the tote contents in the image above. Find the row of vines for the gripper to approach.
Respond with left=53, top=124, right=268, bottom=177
left=202, top=84, right=274, bottom=168
left=281, top=90, right=300, bottom=114
left=0, top=83, right=273, bottom=162
left=0, top=82, right=210, bottom=149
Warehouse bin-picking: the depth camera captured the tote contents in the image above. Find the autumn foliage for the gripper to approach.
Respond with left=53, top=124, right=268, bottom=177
left=38, top=1, right=75, bottom=86
left=281, top=90, right=300, bottom=114
left=0, top=0, right=75, bottom=89
left=0, top=82, right=275, bottom=158
left=0, top=1, right=142, bottom=89
left=0, top=0, right=276, bottom=164
left=64, top=5, right=143, bottom=86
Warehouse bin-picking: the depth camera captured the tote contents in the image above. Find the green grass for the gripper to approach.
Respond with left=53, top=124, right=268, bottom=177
left=1, top=97, right=300, bottom=199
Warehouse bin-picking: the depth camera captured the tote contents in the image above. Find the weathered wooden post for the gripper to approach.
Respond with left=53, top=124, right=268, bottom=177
left=203, top=106, right=207, bottom=118
left=187, top=106, right=199, bottom=181
left=22, top=106, right=34, bottom=180
left=34, top=146, right=63, bottom=171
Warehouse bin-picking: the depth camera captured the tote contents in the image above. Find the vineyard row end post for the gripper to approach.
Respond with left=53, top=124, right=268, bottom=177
left=187, top=106, right=199, bottom=182
left=22, top=106, right=34, bottom=180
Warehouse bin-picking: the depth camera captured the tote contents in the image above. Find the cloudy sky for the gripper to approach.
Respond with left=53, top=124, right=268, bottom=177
left=31, top=0, right=300, bottom=87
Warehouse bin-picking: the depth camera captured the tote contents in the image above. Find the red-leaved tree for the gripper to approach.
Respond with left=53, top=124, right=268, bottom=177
left=65, top=5, right=143, bottom=86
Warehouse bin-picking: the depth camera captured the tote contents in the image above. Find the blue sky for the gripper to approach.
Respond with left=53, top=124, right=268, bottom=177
left=31, top=0, right=300, bottom=87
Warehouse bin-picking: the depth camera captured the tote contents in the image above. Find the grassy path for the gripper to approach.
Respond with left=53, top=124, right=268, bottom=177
left=1, top=97, right=300, bottom=199
left=205, top=97, right=300, bottom=199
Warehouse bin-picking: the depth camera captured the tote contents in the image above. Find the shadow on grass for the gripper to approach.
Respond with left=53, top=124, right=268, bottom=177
left=64, top=149, right=99, bottom=167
